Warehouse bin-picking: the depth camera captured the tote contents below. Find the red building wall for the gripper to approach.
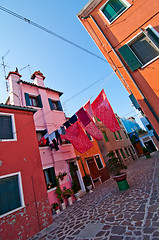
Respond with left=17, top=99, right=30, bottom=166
left=0, top=106, right=53, bottom=240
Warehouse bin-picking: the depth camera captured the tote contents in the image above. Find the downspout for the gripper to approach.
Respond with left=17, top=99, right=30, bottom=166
left=89, top=16, right=159, bottom=127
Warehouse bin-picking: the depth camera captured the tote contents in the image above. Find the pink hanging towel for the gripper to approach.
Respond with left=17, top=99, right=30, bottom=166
left=76, top=107, right=103, bottom=141
left=91, top=89, right=120, bottom=132
left=83, top=100, right=94, bottom=118
left=61, top=121, right=93, bottom=153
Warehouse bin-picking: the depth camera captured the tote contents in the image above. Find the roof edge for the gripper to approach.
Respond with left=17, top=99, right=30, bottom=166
left=18, top=80, right=63, bottom=97
left=0, top=104, right=37, bottom=114
left=77, top=0, right=103, bottom=18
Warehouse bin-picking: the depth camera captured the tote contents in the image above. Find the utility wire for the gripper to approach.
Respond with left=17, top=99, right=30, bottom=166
left=0, top=5, right=107, bottom=63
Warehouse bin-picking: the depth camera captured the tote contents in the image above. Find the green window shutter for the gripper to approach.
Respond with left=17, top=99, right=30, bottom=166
left=24, top=92, right=30, bottom=106
left=129, top=94, right=140, bottom=109
left=102, top=0, right=127, bottom=23
left=48, top=98, right=55, bottom=110
left=117, top=131, right=122, bottom=140
left=120, top=149, right=126, bottom=159
left=102, top=132, right=109, bottom=142
left=118, top=44, right=142, bottom=71
left=147, top=28, right=159, bottom=48
left=125, top=148, right=130, bottom=157
left=37, top=94, right=43, bottom=108
left=113, top=132, right=118, bottom=140
left=57, top=101, right=63, bottom=111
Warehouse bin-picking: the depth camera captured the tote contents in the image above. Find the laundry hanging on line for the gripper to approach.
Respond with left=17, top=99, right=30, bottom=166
left=61, top=121, right=93, bottom=153
left=76, top=107, right=103, bottom=141
left=91, top=89, right=120, bottom=132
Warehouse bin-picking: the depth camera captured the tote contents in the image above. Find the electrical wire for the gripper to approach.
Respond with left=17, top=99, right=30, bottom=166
left=0, top=5, right=107, bottom=63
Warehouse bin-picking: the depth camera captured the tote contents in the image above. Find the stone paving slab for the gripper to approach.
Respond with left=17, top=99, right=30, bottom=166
left=29, top=152, right=159, bottom=240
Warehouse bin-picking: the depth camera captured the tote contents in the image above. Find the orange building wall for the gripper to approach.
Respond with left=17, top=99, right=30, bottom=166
left=78, top=0, right=159, bottom=135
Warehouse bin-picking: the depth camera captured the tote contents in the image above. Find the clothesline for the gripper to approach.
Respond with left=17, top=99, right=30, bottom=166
left=39, top=90, right=120, bottom=153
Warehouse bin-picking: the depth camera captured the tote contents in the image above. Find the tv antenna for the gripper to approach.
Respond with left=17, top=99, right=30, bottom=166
left=20, top=64, right=31, bottom=76
left=0, top=50, right=10, bottom=91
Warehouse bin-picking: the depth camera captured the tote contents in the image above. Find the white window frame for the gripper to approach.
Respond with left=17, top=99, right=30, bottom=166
left=100, top=0, right=131, bottom=24
left=0, top=112, right=17, bottom=142
left=43, top=166, right=57, bottom=192
left=0, top=172, right=25, bottom=218
left=126, top=25, right=159, bottom=68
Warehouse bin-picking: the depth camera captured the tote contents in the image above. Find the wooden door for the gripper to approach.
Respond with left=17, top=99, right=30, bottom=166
left=87, top=157, right=100, bottom=180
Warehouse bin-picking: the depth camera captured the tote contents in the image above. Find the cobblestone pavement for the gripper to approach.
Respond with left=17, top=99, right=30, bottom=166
left=30, top=152, right=159, bottom=240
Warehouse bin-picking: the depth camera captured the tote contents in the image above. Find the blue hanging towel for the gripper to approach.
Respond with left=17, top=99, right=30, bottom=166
left=63, top=120, right=71, bottom=129
left=69, top=114, right=78, bottom=124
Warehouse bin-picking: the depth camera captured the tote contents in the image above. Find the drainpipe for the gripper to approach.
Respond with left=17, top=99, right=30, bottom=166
left=89, top=16, right=159, bottom=128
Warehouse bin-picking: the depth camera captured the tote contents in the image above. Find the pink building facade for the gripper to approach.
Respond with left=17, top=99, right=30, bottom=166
left=6, top=70, right=82, bottom=206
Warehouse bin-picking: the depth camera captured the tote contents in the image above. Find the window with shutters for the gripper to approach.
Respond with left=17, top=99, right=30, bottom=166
left=24, top=93, right=43, bottom=108
left=118, top=26, right=159, bottom=71
left=117, top=131, right=122, bottom=140
left=43, top=167, right=57, bottom=190
left=0, top=173, right=24, bottom=217
left=0, top=113, right=16, bottom=141
left=48, top=98, right=63, bottom=111
left=120, top=148, right=126, bottom=159
left=101, top=0, right=130, bottom=24
left=102, top=132, right=109, bottom=142
left=113, top=132, right=118, bottom=140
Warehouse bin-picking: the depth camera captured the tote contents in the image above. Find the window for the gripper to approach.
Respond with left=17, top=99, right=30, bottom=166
left=102, top=132, right=109, bottom=142
left=124, top=131, right=128, bottom=139
left=131, top=146, right=135, bottom=154
left=116, top=150, right=122, bottom=162
left=117, top=131, right=122, bottom=140
left=118, top=26, right=159, bottom=71
left=43, top=167, right=57, bottom=190
left=113, top=132, right=118, bottom=140
left=120, top=149, right=126, bottom=159
left=0, top=173, right=24, bottom=217
left=36, top=129, right=49, bottom=147
left=86, top=131, right=93, bottom=141
left=125, top=148, right=130, bottom=157
left=146, top=124, right=152, bottom=131
left=25, top=93, right=43, bottom=108
left=101, top=0, right=130, bottom=24
left=117, top=118, right=121, bottom=125
left=0, top=113, right=16, bottom=141
left=94, top=155, right=103, bottom=169
left=48, top=98, right=63, bottom=111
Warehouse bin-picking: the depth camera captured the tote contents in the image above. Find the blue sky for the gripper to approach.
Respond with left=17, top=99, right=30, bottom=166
left=0, top=0, right=143, bottom=127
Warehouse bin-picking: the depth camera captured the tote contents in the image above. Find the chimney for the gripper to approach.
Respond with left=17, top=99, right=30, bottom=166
left=6, top=68, right=22, bottom=106
left=31, top=70, right=45, bottom=87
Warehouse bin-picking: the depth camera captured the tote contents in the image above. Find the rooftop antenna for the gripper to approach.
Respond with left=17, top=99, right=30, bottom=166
left=0, top=50, right=10, bottom=92
left=20, top=64, right=31, bottom=76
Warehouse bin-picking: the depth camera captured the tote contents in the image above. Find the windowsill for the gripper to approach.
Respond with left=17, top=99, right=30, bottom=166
left=51, top=110, right=63, bottom=112
left=0, top=138, right=17, bottom=142
left=0, top=205, right=26, bottom=219
left=39, top=146, right=50, bottom=149
left=140, top=56, right=159, bottom=69
left=47, top=186, right=57, bottom=193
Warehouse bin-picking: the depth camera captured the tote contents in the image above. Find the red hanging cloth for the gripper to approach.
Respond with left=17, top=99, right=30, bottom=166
left=61, top=121, right=93, bottom=153
left=91, top=89, right=120, bottom=132
left=76, top=107, right=103, bottom=141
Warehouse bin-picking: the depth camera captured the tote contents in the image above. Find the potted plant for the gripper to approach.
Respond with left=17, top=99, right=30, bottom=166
left=83, top=174, right=93, bottom=193
left=58, top=171, right=67, bottom=181
left=142, top=147, right=151, bottom=159
left=55, top=177, right=66, bottom=210
left=63, top=187, right=74, bottom=205
left=71, top=179, right=81, bottom=201
left=107, top=151, right=129, bottom=191
left=52, top=202, right=60, bottom=214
